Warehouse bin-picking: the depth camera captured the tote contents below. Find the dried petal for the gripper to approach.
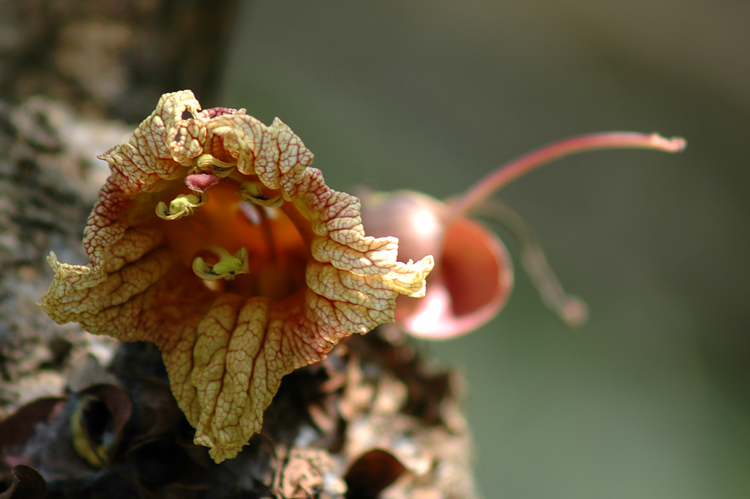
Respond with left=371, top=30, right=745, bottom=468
left=40, top=90, right=433, bottom=462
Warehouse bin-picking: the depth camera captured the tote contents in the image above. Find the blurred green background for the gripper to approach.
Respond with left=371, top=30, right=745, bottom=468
left=219, top=1, right=750, bottom=497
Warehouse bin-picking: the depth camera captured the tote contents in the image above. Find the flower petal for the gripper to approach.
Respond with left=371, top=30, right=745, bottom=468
left=40, top=90, right=433, bottom=462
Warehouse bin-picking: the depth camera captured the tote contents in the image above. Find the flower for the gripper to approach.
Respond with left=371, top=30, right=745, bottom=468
left=359, top=132, right=687, bottom=340
left=40, top=90, right=434, bottom=462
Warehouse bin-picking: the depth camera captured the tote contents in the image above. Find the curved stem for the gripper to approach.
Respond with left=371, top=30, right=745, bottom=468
left=446, top=132, right=686, bottom=223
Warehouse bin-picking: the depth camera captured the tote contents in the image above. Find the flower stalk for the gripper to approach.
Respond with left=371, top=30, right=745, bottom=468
left=447, top=132, right=686, bottom=223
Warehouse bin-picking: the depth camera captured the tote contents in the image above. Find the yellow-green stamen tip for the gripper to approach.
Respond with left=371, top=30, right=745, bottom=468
left=239, top=181, right=283, bottom=208
left=194, top=153, right=237, bottom=177
left=156, top=192, right=208, bottom=220
left=192, top=246, right=249, bottom=281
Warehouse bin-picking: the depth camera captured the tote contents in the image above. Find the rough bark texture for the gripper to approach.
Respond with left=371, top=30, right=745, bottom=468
left=0, top=0, right=238, bottom=122
left=0, top=1, right=479, bottom=497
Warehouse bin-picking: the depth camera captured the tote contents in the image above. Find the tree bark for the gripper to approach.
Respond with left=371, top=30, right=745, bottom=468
left=0, top=0, right=238, bottom=121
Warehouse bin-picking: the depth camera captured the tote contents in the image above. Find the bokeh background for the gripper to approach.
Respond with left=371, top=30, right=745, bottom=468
left=218, top=1, right=750, bottom=497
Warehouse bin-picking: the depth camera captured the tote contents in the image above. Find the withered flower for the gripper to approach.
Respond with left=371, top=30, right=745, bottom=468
left=40, top=90, right=433, bottom=462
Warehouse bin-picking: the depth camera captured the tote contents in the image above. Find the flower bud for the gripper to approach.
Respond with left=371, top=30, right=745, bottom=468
left=360, top=190, right=512, bottom=339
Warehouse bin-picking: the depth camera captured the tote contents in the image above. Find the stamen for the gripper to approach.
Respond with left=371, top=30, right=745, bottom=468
left=156, top=192, right=208, bottom=220
left=239, top=181, right=283, bottom=208
left=447, top=132, right=686, bottom=223
left=475, top=198, right=588, bottom=327
left=195, top=153, right=237, bottom=177
left=192, top=246, right=249, bottom=281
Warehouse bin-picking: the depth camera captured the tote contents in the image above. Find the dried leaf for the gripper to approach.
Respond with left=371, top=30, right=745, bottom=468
left=0, top=466, right=47, bottom=499
left=0, top=398, right=66, bottom=468
left=72, top=384, right=132, bottom=465
left=344, top=449, right=406, bottom=499
left=124, top=377, right=186, bottom=452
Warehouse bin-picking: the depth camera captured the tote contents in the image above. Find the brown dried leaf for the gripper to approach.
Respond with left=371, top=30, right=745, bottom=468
left=0, top=466, right=47, bottom=499
left=344, top=449, right=406, bottom=499
left=0, top=398, right=66, bottom=468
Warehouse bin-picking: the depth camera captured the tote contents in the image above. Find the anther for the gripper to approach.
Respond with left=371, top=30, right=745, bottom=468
left=239, top=181, right=283, bottom=208
left=156, top=192, right=208, bottom=220
left=195, top=153, right=237, bottom=177
left=192, top=247, right=249, bottom=281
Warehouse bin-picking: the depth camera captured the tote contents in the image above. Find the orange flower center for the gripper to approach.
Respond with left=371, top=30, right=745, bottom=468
left=152, top=176, right=310, bottom=302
